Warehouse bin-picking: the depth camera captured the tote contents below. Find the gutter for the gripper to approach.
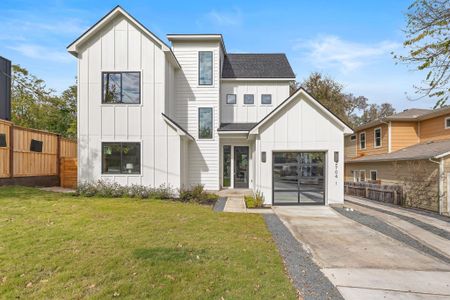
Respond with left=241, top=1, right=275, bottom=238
left=429, top=157, right=444, bottom=214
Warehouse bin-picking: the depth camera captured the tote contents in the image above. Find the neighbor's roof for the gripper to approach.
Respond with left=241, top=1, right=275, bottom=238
left=355, top=107, right=450, bottom=131
left=218, top=123, right=258, bottom=132
left=222, top=54, right=295, bottom=79
left=346, top=139, right=450, bottom=163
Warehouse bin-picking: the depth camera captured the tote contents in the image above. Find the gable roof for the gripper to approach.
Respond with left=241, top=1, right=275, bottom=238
left=222, top=54, right=295, bottom=79
left=67, top=6, right=180, bottom=68
left=346, top=139, right=450, bottom=163
left=162, top=113, right=194, bottom=141
left=249, top=87, right=353, bottom=135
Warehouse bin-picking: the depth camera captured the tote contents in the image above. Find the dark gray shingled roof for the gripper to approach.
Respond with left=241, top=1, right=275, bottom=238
left=218, top=123, right=258, bottom=131
left=346, top=139, right=450, bottom=163
left=222, top=54, right=295, bottom=78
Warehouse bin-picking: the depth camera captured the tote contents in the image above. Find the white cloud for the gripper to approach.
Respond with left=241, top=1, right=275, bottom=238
left=294, top=35, right=400, bottom=73
left=8, top=44, right=72, bottom=63
left=205, top=8, right=243, bottom=26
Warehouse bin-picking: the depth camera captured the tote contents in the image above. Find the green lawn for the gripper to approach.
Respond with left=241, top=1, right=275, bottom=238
left=0, top=187, right=296, bottom=299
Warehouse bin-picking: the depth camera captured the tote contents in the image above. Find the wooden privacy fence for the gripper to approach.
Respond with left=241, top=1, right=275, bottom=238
left=0, top=119, right=77, bottom=187
left=344, top=181, right=403, bottom=205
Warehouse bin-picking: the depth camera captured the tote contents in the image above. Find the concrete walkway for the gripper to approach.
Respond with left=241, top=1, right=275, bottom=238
left=273, top=205, right=450, bottom=300
left=216, top=189, right=272, bottom=214
left=40, top=186, right=76, bottom=193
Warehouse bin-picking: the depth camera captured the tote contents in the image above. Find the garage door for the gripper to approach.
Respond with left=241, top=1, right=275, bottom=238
left=273, top=152, right=325, bottom=205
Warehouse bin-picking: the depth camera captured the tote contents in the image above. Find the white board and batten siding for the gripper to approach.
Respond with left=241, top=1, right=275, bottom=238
left=173, top=42, right=222, bottom=190
left=254, top=93, right=345, bottom=205
left=77, top=15, right=182, bottom=188
left=220, top=81, right=290, bottom=123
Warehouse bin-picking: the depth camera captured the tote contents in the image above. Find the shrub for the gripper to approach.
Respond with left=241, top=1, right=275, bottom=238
left=244, top=190, right=265, bottom=208
left=177, top=184, right=218, bottom=205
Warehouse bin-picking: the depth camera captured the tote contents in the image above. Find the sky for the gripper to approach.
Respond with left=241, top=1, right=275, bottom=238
left=0, top=0, right=436, bottom=111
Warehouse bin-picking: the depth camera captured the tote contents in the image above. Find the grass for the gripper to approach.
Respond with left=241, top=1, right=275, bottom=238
left=0, top=186, right=297, bottom=299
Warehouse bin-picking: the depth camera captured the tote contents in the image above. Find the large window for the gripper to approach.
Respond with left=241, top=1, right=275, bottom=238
left=102, top=72, right=140, bottom=104
left=199, top=51, right=213, bottom=85
left=102, top=142, right=141, bottom=174
left=198, top=108, right=213, bottom=139
left=359, top=132, right=366, bottom=149
left=374, top=127, right=382, bottom=148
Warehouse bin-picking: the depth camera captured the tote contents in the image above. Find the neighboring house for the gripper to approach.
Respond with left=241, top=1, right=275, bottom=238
left=345, top=107, right=450, bottom=214
left=67, top=6, right=352, bottom=206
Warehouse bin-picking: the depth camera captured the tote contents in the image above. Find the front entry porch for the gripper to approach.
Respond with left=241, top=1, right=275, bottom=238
left=220, top=136, right=254, bottom=190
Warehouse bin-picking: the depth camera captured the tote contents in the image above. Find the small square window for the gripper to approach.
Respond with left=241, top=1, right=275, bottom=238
left=261, top=94, right=272, bottom=105
left=244, top=94, right=254, bottom=105
left=30, top=139, right=43, bottom=152
left=226, top=94, right=236, bottom=104
left=445, top=117, right=450, bottom=129
left=350, top=135, right=356, bottom=141
left=0, top=134, right=6, bottom=147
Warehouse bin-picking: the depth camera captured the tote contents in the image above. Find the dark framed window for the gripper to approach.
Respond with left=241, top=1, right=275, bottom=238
left=30, top=139, right=43, bottom=152
left=244, top=94, right=254, bottom=105
left=370, top=170, right=377, bottom=181
left=350, top=134, right=356, bottom=141
left=102, top=72, right=140, bottom=104
left=199, top=51, right=213, bottom=85
left=445, top=117, right=450, bottom=129
left=226, top=94, right=236, bottom=104
left=374, top=127, right=382, bottom=147
left=198, top=107, right=213, bottom=139
left=0, top=134, right=6, bottom=147
left=223, top=145, right=231, bottom=187
left=102, top=142, right=141, bottom=174
left=359, top=132, right=366, bottom=149
left=261, top=94, right=272, bottom=105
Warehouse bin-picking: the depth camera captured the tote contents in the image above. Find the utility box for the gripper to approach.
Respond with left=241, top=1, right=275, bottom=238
left=0, top=56, right=11, bottom=121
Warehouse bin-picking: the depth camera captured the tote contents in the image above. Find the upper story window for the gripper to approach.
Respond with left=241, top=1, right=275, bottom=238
left=261, top=94, right=272, bottom=105
left=359, top=132, right=366, bottom=149
left=102, top=142, right=141, bottom=174
left=199, top=51, right=213, bottom=85
left=226, top=94, right=236, bottom=104
left=445, top=117, right=450, bottom=129
left=102, top=72, right=140, bottom=104
left=198, top=107, right=213, bottom=139
left=244, top=94, right=254, bottom=105
left=374, top=127, right=382, bottom=148
left=350, top=134, right=356, bottom=141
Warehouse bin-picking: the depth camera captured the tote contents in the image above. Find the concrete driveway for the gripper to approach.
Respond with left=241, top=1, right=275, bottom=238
left=273, top=200, right=450, bottom=300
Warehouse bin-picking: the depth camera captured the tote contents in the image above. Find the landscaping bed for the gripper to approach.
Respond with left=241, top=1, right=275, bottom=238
left=0, top=186, right=297, bottom=299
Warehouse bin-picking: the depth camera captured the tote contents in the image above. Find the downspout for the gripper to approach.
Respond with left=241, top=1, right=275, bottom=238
left=429, top=157, right=444, bottom=214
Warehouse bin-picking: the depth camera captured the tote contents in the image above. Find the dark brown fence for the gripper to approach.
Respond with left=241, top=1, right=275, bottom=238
left=344, top=181, right=403, bottom=205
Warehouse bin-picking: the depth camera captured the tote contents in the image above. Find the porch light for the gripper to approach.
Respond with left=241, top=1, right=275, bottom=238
left=261, top=152, right=266, bottom=163
left=334, top=151, right=339, bottom=163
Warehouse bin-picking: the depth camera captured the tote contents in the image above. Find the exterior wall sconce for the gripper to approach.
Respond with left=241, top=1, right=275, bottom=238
left=261, top=151, right=266, bottom=163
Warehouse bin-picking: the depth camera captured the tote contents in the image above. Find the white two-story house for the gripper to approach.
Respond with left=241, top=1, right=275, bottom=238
left=67, top=6, right=352, bottom=205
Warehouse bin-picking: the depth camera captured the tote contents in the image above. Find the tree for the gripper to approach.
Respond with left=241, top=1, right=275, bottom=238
left=354, top=103, right=396, bottom=126
left=395, top=0, right=450, bottom=107
left=11, top=65, right=77, bottom=138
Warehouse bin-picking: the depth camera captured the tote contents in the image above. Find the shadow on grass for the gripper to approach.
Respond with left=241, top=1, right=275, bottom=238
left=133, top=247, right=207, bottom=263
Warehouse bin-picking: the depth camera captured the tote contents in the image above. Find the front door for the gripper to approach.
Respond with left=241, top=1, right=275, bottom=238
left=234, top=146, right=249, bottom=188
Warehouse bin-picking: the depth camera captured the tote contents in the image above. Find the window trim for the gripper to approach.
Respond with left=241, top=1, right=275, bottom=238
left=101, top=71, right=141, bottom=105
left=198, top=51, right=213, bottom=86
left=350, top=134, right=356, bottom=141
left=445, top=117, right=450, bottom=129
left=101, top=142, right=142, bottom=175
left=359, top=132, right=366, bottom=150
left=226, top=94, right=237, bottom=105
left=198, top=107, right=214, bottom=140
left=243, top=94, right=255, bottom=105
left=359, top=170, right=366, bottom=182
left=261, top=94, right=272, bottom=105
left=374, top=127, right=382, bottom=148
left=370, top=170, right=377, bottom=181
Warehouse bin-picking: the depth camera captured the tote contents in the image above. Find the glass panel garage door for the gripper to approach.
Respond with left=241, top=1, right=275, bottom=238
left=273, top=152, right=325, bottom=205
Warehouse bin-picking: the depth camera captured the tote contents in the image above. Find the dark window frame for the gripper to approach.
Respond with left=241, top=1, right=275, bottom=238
left=101, top=142, right=141, bottom=175
left=101, top=71, right=141, bottom=104
left=261, top=94, right=272, bottom=105
left=244, top=94, right=254, bottom=105
left=198, top=51, right=213, bottom=86
left=30, top=139, right=43, bottom=152
left=350, top=134, right=356, bottom=141
left=226, top=94, right=237, bottom=105
left=198, top=107, right=213, bottom=140
left=370, top=170, right=377, bottom=181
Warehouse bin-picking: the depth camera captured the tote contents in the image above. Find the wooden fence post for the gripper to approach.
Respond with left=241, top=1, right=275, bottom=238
left=365, top=187, right=369, bottom=199
left=9, top=124, right=13, bottom=178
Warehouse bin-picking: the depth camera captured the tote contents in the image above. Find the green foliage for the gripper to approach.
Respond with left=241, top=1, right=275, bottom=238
left=394, top=0, right=450, bottom=107
left=301, top=72, right=396, bottom=127
left=178, top=184, right=219, bottom=205
left=11, top=64, right=77, bottom=138
left=244, top=190, right=265, bottom=208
